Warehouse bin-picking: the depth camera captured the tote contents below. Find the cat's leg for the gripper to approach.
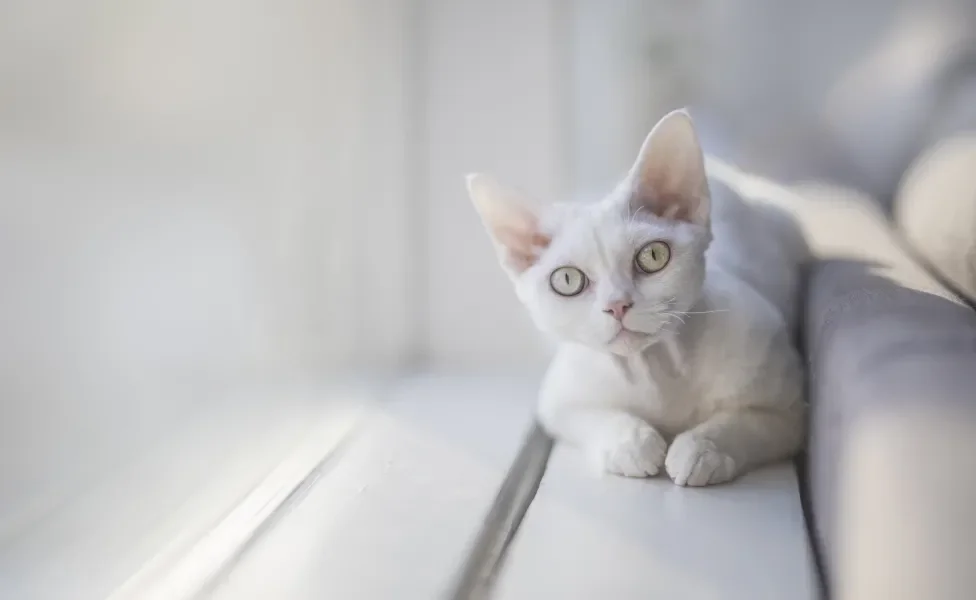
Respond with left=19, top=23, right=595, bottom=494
left=665, top=406, right=804, bottom=486
left=540, top=406, right=668, bottom=478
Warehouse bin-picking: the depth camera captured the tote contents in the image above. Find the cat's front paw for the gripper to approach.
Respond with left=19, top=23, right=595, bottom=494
left=589, top=415, right=667, bottom=478
left=665, top=433, right=736, bottom=486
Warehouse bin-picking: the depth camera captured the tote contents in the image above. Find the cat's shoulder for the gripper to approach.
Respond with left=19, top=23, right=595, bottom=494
left=700, top=267, right=790, bottom=337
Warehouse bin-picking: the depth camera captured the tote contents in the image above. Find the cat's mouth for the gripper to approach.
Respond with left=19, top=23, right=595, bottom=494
left=608, top=326, right=649, bottom=345
left=605, top=330, right=648, bottom=356
left=606, top=324, right=665, bottom=355
left=611, top=326, right=637, bottom=338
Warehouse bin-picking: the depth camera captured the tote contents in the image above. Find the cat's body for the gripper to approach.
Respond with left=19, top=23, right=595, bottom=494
left=467, top=111, right=807, bottom=486
left=538, top=173, right=807, bottom=485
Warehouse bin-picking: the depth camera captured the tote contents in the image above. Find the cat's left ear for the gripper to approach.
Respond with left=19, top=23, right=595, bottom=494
left=627, top=109, right=710, bottom=226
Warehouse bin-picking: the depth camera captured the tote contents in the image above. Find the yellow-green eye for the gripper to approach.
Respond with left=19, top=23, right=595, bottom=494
left=549, top=266, right=587, bottom=296
left=635, top=241, right=671, bottom=274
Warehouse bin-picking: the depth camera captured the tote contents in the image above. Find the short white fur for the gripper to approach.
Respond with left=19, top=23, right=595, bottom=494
left=467, top=110, right=808, bottom=486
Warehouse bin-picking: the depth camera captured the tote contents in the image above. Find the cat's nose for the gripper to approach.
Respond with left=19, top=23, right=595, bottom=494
left=603, top=300, right=634, bottom=321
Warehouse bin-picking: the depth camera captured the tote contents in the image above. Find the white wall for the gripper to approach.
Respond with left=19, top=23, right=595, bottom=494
left=0, top=0, right=410, bottom=545
left=569, top=0, right=699, bottom=197
left=420, top=0, right=567, bottom=372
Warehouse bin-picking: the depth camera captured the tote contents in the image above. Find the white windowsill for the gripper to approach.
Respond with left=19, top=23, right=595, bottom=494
left=203, top=375, right=817, bottom=600
left=3, top=375, right=816, bottom=600
left=0, top=384, right=366, bottom=600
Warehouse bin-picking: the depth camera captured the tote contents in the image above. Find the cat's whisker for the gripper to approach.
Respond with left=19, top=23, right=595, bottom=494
left=629, top=205, right=646, bottom=225
left=658, top=312, right=686, bottom=327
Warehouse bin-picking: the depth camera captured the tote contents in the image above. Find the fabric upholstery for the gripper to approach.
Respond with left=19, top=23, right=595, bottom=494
left=698, top=0, right=976, bottom=201
left=895, top=135, right=976, bottom=304
left=834, top=408, right=976, bottom=600
left=790, top=183, right=976, bottom=591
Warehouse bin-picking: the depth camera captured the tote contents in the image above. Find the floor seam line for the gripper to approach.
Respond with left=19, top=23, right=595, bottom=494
left=444, top=421, right=553, bottom=600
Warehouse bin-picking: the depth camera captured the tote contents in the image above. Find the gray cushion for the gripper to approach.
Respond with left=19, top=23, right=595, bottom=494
left=895, top=135, right=976, bottom=303
left=791, top=184, right=976, bottom=590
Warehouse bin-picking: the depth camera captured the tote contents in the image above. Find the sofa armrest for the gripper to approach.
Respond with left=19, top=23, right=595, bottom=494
left=790, top=184, right=976, bottom=597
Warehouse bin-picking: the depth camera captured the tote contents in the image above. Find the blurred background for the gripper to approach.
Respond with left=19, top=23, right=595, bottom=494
left=2, top=0, right=975, bottom=598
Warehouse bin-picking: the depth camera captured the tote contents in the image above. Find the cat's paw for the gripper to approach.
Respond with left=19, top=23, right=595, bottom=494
left=665, top=432, right=737, bottom=486
left=589, top=415, right=667, bottom=478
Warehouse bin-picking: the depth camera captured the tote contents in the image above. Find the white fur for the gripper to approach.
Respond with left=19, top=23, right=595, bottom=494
left=467, top=110, right=807, bottom=486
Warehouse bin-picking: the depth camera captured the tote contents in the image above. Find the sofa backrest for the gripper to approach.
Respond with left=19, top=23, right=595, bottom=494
left=699, top=0, right=976, bottom=203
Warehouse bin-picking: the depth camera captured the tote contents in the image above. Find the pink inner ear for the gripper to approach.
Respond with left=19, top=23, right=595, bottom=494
left=627, top=110, right=709, bottom=226
left=648, top=193, right=698, bottom=221
left=496, top=224, right=550, bottom=272
left=636, top=191, right=697, bottom=222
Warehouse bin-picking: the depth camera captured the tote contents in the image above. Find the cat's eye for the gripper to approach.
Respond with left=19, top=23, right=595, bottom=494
left=549, top=266, right=587, bottom=297
left=635, top=241, right=671, bottom=274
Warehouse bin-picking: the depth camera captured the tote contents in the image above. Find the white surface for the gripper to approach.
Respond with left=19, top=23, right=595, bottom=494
left=0, top=386, right=360, bottom=600
left=205, top=376, right=815, bottom=600
left=422, top=0, right=565, bottom=370
left=206, top=375, right=539, bottom=600
left=108, top=399, right=362, bottom=600
left=496, top=446, right=817, bottom=600
left=1, top=5, right=413, bottom=596
left=569, top=0, right=698, bottom=197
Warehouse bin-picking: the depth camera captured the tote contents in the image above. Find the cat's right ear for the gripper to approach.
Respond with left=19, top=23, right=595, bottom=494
left=466, top=174, right=551, bottom=277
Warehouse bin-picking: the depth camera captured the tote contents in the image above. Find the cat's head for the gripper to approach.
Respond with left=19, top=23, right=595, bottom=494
left=467, top=110, right=711, bottom=356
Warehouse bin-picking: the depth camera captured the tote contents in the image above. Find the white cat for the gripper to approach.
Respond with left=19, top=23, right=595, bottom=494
left=466, top=110, right=808, bottom=486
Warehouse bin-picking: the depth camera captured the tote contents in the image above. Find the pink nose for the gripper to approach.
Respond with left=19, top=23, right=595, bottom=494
left=603, top=300, right=633, bottom=321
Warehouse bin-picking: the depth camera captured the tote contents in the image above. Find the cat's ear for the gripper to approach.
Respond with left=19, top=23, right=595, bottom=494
left=627, top=109, right=710, bottom=226
left=466, top=173, right=551, bottom=276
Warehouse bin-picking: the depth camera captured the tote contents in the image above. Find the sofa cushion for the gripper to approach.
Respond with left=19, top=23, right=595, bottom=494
left=895, top=135, right=976, bottom=303
left=790, top=183, right=976, bottom=593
